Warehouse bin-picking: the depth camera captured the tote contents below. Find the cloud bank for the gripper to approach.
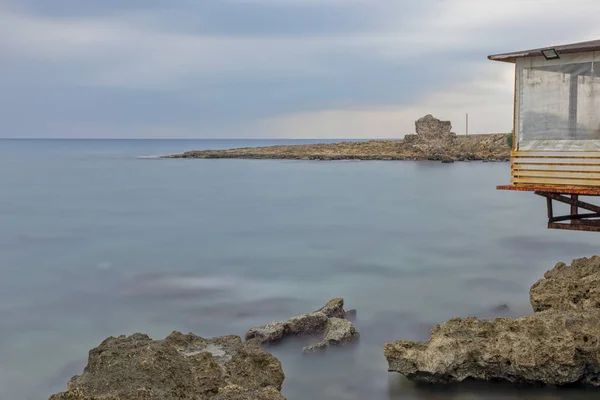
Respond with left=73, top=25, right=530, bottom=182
left=1, top=0, right=599, bottom=138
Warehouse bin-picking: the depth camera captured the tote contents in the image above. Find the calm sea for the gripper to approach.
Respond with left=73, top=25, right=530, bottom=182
left=1, top=139, right=599, bottom=400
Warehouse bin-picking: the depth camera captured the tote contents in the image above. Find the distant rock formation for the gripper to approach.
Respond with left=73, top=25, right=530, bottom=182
left=245, top=298, right=360, bottom=353
left=404, top=114, right=456, bottom=144
left=384, top=256, right=600, bottom=387
left=403, top=115, right=460, bottom=161
left=163, top=114, right=510, bottom=162
left=50, top=332, right=286, bottom=400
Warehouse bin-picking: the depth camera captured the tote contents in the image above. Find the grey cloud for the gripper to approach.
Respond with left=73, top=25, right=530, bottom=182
left=1, top=0, right=599, bottom=138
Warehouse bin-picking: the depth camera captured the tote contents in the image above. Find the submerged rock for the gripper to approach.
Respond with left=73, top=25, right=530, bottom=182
left=384, top=310, right=600, bottom=386
left=50, top=332, right=285, bottom=400
left=245, top=298, right=359, bottom=352
left=384, top=256, right=600, bottom=387
left=344, top=309, right=357, bottom=321
left=491, top=304, right=510, bottom=313
left=530, top=256, right=600, bottom=312
left=303, top=318, right=360, bottom=353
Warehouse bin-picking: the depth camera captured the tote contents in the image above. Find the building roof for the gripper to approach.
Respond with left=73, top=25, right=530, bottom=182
left=488, top=39, right=600, bottom=63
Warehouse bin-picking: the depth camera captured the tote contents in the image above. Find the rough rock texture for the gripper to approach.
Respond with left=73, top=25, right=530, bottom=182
left=314, top=298, right=347, bottom=319
left=415, top=114, right=453, bottom=137
left=303, top=318, right=360, bottom=353
left=164, top=115, right=510, bottom=162
left=245, top=298, right=359, bottom=352
left=50, top=332, right=285, bottom=400
left=384, top=310, right=600, bottom=386
left=385, top=256, right=600, bottom=387
left=413, top=114, right=456, bottom=143
left=530, top=256, right=600, bottom=312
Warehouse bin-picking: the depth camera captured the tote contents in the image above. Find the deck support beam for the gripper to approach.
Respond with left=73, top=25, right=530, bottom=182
left=535, top=191, right=600, bottom=232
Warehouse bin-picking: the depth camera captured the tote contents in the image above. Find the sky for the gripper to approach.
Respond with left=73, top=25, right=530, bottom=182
left=1, top=0, right=600, bottom=139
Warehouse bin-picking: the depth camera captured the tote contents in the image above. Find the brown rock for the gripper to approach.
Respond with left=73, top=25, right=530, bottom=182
left=313, top=298, right=346, bottom=319
left=303, top=318, right=360, bottom=353
left=213, top=386, right=285, bottom=400
left=530, top=256, right=600, bottom=312
left=384, top=310, right=600, bottom=386
left=49, top=332, right=285, bottom=400
left=245, top=298, right=355, bottom=345
left=414, top=114, right=455, bottom=140
left=385, top=256, right=600, bottom=387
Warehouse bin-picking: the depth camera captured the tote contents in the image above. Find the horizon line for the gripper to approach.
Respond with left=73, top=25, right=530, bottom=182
left=0, top=132, right=501, bottom=140
left=0, top=137, right=400, bottom=140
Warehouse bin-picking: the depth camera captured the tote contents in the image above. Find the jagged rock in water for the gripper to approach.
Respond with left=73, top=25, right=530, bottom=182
left=314, top=298, right=347, bottom=319
left=303, top=318, right=360, bottom=353
left=530, top=256, right=600, bottom=312
left=245, top=298, right=359, bottom=351
left=384, top=310, right=600, bottom=386
left=49, top=332, right=285, bottom=400
left=385, top=256, right=600, bottom=387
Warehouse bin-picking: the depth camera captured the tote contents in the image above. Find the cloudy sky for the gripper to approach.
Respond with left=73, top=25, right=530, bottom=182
left=1, top=0, right=600, bottom=139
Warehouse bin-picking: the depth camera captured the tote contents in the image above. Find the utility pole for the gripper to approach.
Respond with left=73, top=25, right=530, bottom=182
left=466, top=113, right=469, bottom=136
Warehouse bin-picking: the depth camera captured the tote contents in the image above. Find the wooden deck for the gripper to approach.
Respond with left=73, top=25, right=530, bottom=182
left=498, top=174, right=600, bottom=232
left=510, top=150, right=600, bottom=187
left=497, top=184, right=600, bottom=195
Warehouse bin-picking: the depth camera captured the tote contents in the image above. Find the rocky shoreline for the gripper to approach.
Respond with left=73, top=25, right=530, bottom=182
left=50, top=258, right=600, bottom=399
left=384, top=256, right=600, bottom=387
left=50, top=299, right=359, bottom=400
left=164, top=115, right=511, bottom=163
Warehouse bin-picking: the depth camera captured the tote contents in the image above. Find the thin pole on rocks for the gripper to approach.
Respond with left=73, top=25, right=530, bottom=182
left=466, top=113, right=469, bottom=136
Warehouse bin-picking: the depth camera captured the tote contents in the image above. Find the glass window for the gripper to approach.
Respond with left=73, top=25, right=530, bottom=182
left=518, top=59, right=600, bottom=150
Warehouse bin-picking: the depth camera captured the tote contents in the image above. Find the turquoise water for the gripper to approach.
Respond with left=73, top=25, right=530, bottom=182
left=1, top=139, right=599, bottom=400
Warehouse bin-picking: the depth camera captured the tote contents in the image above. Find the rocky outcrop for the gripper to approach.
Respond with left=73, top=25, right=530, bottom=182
left=414, top=114, right=454, bottom=140
left=245, top=298, right=359, bottom=352
left=384, top=310, right=600, bottom=386
left=303, top=318, right=360, bottom=353
left=50, top=332, right=285, bottom=400
left=404, top=114, right=457, bottom=152
left=164, top=115, right=510, bottom=162
left=530, top=256, right=600, bottom=312
left=384, top=256, right=600, bottom=387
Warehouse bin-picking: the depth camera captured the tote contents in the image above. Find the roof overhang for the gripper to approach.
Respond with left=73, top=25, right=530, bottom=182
left=488, top=39, right=600, bottom=63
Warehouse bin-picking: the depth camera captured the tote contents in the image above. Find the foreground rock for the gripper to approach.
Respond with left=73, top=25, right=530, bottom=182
left=385, top=310, right=600, bottom=386
left=303, top=318, right=360, bottom=353
left=384, top=256, right=600, bottom=387
left=164, top=115, right=510, bottom=162
left=245, top=298, right=359, bottom=352
left=50, top=332, right=285, bottom=400
left=530, top=256, right=600, bottom=312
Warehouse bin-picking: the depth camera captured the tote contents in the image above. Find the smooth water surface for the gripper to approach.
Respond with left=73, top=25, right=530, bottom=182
left=1, top=139, right=599, bottom=400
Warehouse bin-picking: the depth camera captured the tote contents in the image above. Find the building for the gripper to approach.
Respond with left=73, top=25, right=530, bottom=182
left=490, top=39, right=600, bottom=231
